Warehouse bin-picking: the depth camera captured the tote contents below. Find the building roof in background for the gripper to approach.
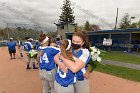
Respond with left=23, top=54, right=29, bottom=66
left=54, top=22, right=77, bottom=26
left=65, top=28, right=140, bottom=35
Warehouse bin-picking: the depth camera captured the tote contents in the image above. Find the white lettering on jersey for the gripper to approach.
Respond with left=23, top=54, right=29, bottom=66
left=24, top=45, right=28, bottom=49
left=57, top=67, right=67, bottom=78
left=40, top=53, right=49, bottom=63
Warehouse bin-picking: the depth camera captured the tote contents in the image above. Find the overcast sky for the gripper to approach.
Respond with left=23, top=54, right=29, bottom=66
left=0, top=0, right=140, bottom=32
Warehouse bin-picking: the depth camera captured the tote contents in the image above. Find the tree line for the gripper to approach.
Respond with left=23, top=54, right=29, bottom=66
left=59, top=0, right=140, bottom=31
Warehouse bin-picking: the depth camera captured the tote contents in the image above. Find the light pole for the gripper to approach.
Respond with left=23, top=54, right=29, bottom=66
left=114, top=8, right=119, bottom=29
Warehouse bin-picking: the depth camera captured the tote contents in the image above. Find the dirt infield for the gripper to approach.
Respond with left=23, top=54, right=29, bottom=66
left=0, top=47, right=140, bottom=93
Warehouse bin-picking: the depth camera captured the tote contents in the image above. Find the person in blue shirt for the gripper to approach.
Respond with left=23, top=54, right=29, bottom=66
left=38, top=33, right=60, bottom=93
left=59, top=31, right=91, bottom=93
left=34, top=40, right=41, bottom=50
left=7, top=37, right=16, bottom=60
left=24, top=37, right=38, bottom=69
left=33, top=40, right=41, bottom=66
left=54, top=39, right=77, bottom=93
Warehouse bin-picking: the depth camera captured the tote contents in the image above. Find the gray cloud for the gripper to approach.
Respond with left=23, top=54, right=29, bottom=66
left=0, top=0, right=139, bottom=31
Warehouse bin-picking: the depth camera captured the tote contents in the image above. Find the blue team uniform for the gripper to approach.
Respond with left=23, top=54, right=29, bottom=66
left=34, top=42, right=40, bottom=50
left=24, top=41, right=32, bottom=52
left=55, top=49, right=90, bottom=87
left=7, top=41, right=16, bottom=51
left=38, top=46, right=42, bottom=52
left=39, top=46, right=60, bottom=71
left=56, top=41, right=61, bottom=46
left=37, top=46, right=44, bottom=52
left=55, top=61, right=76, bottom=87
left=72, top=49, right=90, bottom=81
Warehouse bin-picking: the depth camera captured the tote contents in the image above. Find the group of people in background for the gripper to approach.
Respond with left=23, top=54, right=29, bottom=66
left=6, top=30, right=91, bottom=93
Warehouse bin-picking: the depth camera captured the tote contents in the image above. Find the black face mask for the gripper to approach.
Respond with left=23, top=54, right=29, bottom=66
left=71, top=43, right=81, bottom=50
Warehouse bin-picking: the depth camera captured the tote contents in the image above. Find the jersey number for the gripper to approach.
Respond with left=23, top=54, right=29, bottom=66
left=24, top=45, right=28, bottom=49
left=40, top=53, right=49, bottom=63
left=58, top=67, right=66, bottom=78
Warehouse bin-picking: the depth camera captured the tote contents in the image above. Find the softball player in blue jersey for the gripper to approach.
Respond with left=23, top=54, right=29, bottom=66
left=59, top=31, right=91, bottom=93
left=24, top=38, right=38, bottom=69
left=54, top=39, right=76, bottom=93
left=38, top=34, right=60, bottom=93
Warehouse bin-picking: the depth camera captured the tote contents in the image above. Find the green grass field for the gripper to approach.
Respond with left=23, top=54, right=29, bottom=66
left=92, top=51, right=140, bottom=82
left=94, top=63, right=140, bottom=82
left=102, top=51, right=140, bottom=65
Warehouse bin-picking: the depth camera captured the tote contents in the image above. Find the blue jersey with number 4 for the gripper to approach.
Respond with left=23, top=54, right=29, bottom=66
left=39, top=46, right=60, bottom=71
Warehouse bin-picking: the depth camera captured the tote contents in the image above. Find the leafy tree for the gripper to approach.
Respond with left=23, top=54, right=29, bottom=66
left=59, top=0, right=75, bottom=23
left=90, top=24, right=101, bottom=31
left=119, top=13, right=130, bottom=29
left=0, top=29, right=8, bottom=37
left=128, top=21, right=140, bottom=28
left=129, top=23, right=137, bottom=28
left=0, top=30, right=4, bottom=37
left=47, top=31, right=57, bottom=38
left=17, top=27, right=21, bottom=31
left=137, top=21, right=140, bottom=28
left=84, top=20, right=100, bottom=31
left=75, top=25, right=84, bottom=31
left=84, top=20, right=90, bottom=31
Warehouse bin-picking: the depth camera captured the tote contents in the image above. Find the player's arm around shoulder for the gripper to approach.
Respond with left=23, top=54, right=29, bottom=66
left=60, top=49, right=90, bottom=73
